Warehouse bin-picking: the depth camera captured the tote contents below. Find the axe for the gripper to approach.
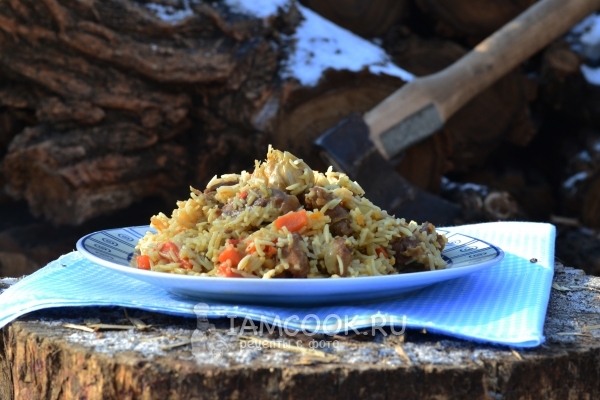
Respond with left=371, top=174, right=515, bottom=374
left=315, top=0, right=600, bottom=225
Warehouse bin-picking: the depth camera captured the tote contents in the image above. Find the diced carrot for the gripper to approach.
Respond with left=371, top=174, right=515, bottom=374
left=180, top=258, right=193, bottom=270
left=375, top=246, right=389, bottom=259
left=217, top=263, right=242, bottom=278
left=137, top=255, right=151, bottom=270
left=274, top=209, right=308, bottom=232
left=218, top=247, right=243, bottom=267
left=160, top=241, right=179, bottom=252
left=265, top=245, right=277, bottom=257
left=246, top=242, right=257, bottom=254
left=159, top=241, right=180, bottom=261
left=238, top=191, right=248, bottom=199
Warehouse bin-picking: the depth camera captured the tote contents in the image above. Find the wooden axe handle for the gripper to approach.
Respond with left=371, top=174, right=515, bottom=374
left=365, top=0, right=600, bottom=157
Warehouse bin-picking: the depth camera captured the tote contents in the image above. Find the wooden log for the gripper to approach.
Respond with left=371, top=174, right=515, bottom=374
left=0, top=0, right=416, bottom=226
left=539, top=41, right=589, bottom=121
left=0, top=196, right=171, bottom=277
left=300, top=0, right=409, bottom=38
left=415, top=0, right=536, bottom=40
left=563, top=159, right=600, bottom=230
left=0, top=0, right=272, bottom=225
left=2, top=263, right=600, bottom=399
left=538, top=14, right=600, bottom=130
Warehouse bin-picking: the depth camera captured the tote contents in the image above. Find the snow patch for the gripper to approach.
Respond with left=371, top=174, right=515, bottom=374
left=571, top=13, right=599, bottom=36
left=223, top=0, right=290, bottom=18
left=581, top=14, right=600, bottom=62
left=280, top=5, right=413, bottom=86
left=563, top=171, right=588, bottom=194
left=143, top=0, right=193, bottom=23
left=571, top=13, right=600, bottom=62
left=581, top=64, right=600, bottom=86
left=575, top=150, right=592, bottom=163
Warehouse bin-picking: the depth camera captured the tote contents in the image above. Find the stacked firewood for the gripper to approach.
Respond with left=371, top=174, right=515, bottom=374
left=0, top=0, right=599, bottom=274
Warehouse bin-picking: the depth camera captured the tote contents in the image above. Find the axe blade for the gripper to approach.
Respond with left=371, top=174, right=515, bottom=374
left=314, top=113, right=460, bottom=226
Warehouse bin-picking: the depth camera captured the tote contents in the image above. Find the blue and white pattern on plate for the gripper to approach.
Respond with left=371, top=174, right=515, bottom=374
left=76, top=226, right=504, bottom=305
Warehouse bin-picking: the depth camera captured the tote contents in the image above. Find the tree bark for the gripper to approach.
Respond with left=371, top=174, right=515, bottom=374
left=0, top=0, right=297, bottom=225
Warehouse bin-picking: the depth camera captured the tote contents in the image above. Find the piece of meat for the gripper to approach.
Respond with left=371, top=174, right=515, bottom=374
left=252, top=197, right=270, bottom=207
left=305, top=187, right=331, bottom=210
left=249, top=188, right=300, bottom=215
left=204, top=180, right=238, bottom=193
left=389, top=236, right=428, bottom=272
left=280, top=232, right=310, bottom=278
left=323, top=237, right=352, bottom=276
left=305, top=187, right=353, bottom=236
left=221, top=203, right=241, bottom=218
left=204, top=180, right=238, bottom=210
left=327, top=205, right=353, bottom=236
left=270, top=188, right=301, bottom=215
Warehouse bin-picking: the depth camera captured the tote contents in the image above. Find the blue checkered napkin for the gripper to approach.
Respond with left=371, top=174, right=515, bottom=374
left=0, top=222, right=555, bottom=347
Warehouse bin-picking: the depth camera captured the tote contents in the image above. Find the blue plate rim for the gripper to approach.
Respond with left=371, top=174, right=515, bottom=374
left=75, top=225, right=505, bottom=285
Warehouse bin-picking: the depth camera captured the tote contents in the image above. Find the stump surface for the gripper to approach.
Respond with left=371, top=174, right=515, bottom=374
left=2, top=263, right=600, bottom=399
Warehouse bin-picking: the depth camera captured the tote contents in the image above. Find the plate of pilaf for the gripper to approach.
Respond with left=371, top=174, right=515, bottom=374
left=77, top=147, right=504, bottom=305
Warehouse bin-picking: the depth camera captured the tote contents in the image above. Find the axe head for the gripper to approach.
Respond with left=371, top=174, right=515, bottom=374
left=314, top=113, right=460, bottom=226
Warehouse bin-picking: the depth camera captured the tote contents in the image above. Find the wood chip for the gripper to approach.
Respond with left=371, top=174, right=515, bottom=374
left=550, top=215, right=581, bottom=227
left=556, top=332, right=592, bottom=336
left=86, top=324, right=136, bottom=330
left=394, top=344, right=412, bottom=364
left=138, top=335, right=167, bottom=342
left=293, top=357, right=319, bottom=365
left=511, top=349, right=523, bottom=361
left=63, top=323, right=96, bottom=333
left=582, top=325, right=600, bottom=333
left=238, top=335, right=338, bottom=362
left=552, top=283, right=572, bottom=291
left=571, top=286, right=600, bottom=293
left=124, top=308, right=151, bottom=329
left=160, top=339, right=192, bottom=351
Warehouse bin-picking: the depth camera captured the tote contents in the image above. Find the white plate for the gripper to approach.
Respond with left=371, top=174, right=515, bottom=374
left=76, top=226, right=504, bottom=305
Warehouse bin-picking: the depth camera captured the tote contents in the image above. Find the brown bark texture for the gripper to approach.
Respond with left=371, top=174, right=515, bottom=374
left=0, top=0, right=302, bottom=225
left=0, top=0, right=417, bottom=226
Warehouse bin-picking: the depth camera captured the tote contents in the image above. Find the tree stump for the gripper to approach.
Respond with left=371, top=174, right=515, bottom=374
left=2, top=263, right=600, bottom=399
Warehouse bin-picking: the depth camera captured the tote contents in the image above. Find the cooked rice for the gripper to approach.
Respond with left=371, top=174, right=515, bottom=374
left=134, top=146, right=447, bottom=278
